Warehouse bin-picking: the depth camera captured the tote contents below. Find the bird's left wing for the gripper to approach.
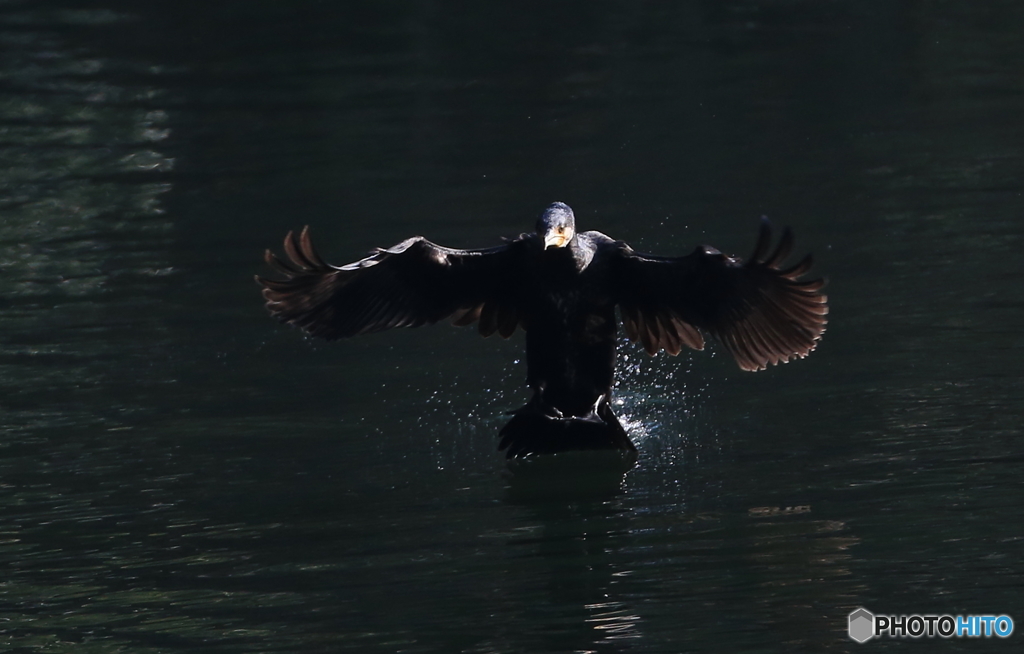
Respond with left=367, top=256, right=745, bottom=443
left=256, top=227, right=528, bottom=340
left=609, top=219, right=828, bottom=371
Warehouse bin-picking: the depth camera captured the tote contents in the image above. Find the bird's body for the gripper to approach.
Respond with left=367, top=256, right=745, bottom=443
left=499, top=231, right=633, bottom=455
left=522, top=232, right=616, bottom=413
left=257, top=203, right=828, bottom=457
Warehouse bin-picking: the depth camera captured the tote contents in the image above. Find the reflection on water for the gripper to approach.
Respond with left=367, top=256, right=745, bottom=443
left=503, top=472, right=643, bottom=650
left=2, top=2, right=1024, bottom=653
left=0, top=6, right=175, bottom=443
left=498, top=456, right=862, bottom=652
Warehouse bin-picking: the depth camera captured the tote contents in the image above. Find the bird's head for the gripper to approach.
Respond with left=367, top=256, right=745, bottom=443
left=536, top=202, right=576, bottom=250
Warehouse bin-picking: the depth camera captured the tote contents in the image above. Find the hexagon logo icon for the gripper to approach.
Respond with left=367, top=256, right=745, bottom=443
left=848, top=608, right=874, bottom=643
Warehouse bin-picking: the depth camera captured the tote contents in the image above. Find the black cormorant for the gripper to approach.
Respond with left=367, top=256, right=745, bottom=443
left=257, top=202, right=828, bottom=457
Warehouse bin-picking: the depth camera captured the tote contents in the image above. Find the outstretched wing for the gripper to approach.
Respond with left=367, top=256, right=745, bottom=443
left=256, top=227, right=528, bottom=340
left=610, top=218, right=828, bottom=371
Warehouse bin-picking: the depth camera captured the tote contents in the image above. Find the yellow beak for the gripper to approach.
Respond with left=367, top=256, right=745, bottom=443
left=544, top=229, right=571, bottom=249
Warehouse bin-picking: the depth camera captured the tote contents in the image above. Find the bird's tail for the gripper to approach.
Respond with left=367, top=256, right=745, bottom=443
left=498, top=398, right=636, bottom=459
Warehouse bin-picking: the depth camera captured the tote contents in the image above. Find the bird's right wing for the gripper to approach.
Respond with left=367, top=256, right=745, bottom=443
left=256, top=227, right=529, bottom=340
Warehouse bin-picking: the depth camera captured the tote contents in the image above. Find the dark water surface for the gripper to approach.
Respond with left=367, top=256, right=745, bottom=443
left=2, top=2, right=1023, bottom=652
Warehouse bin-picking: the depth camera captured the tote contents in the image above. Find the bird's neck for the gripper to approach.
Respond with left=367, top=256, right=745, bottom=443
left=543, top=242, right=589, bottom=272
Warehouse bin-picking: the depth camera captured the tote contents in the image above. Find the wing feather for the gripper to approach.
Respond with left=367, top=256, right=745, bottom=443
left=497, top=302, right=518, bottom=339
left=610, top=218, right=827, bottom=371
left=478, top=302, right=499, bottom=337
left=256, top=227, right=526, bottom=340
left=452, top=304, right=483, bottom=327
left=657, top=314, right=683, bottom=356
